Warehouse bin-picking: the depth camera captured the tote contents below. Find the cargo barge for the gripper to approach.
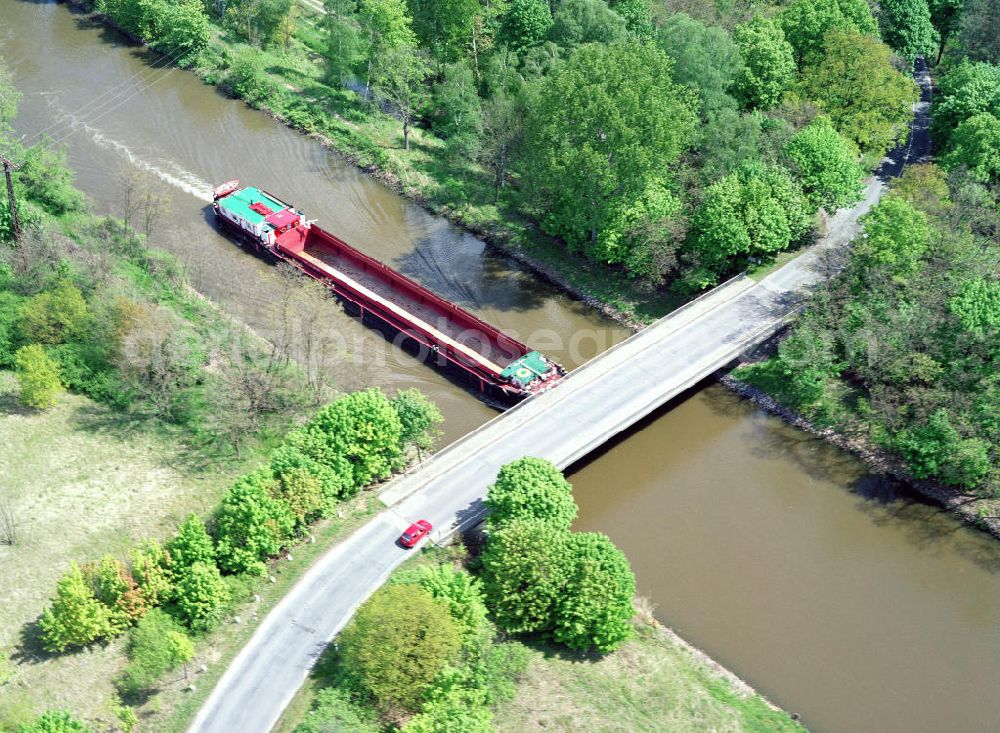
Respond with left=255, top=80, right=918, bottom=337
left=212, top=181, right=566, bottom=406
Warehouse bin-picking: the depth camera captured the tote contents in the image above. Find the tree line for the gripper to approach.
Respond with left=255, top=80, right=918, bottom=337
left=737, top=0, right=1000, bottom=497
left=72, top=0, right=937, bottom=297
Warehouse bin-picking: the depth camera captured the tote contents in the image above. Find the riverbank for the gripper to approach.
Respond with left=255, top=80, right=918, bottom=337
left=64, top=1, right=674, bottom=330
left=721, top=364, right=1000, bottom=541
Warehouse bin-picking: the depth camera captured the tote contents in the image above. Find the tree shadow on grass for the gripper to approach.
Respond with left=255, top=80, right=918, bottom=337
left=67, top=401, right=228, bottom=477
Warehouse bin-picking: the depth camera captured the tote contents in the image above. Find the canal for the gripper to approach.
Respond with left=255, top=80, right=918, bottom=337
left=3, top=4, right=1000, bottom=731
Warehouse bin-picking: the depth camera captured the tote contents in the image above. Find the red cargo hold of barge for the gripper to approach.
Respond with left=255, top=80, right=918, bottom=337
left=212, top=182, right=565, bottom=406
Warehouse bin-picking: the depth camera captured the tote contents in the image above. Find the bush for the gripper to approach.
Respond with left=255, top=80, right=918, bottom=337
left=553, top=532, right=636, bottom=652
left=414, top=564, right=489, bottom=644
left=38, top=563, right=113, bottom=652
left=14, top=344, right=62, bottom=409
left=167, top=514, right=215, bottom=571
left=84, top=554, right=146, bottom=634
left=129, top=540, right=174, bottom=607
left=485, top=457, right=578, bottom=531
left=17, top=711, right=94, bottom=733
left=172, top=561, right=230, bottom=630
left=302, top=389, right=404, bottom=490
left=214, top=469, right=295, bottom=575
left=18, top=279, right=89, bottom=345
left=227, top=47, right=273, bottom=104
left=480, top=518, right=572, bottom=635
left=292, top=688, right=380, bottom=733
left=119, top=609, right=194, bottom=695
left=338, top=584, right=462, bottom=712
left=16, top=143, right=86, bottom=215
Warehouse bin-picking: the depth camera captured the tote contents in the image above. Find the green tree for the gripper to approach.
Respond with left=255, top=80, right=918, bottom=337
left=402, top=678, right=493, bottom=733
left=549, top=0, right=627, bottom=48
left=941, top=112, right=1000, bottom=182
left=554, top=532, right=635, bottom=653
left=172, top=561, right=230, bottom=629
left=373, top=45, right=431, bottom=151
left=480, top=518, right=571, bottom=634
left=359, top=0, right=417, bottom=95
left=927, top=0, right=962, bottom=62
left=780, top=0, right=879, bottom=64
left=38, top=563, right=113, bottom=652
left=18, top=711, right=94, bottom=733
left=855, top=195, right=931, bottom=277
left=119, top=609, right=194, bottom=694
left=322, top=0, right=365, bottom=83
left=302, top=388, right=404, bottom=490
left=479, top=91, right=525, bottom=204
left=889, top=162, right=951, bottom=215
left=785, top=116, right=865, bottom=210
left=271, top=466, right=325, bottom=529
left=799, top=30, right=918, bottom=156
left=950, top=277, right=1000, bottom=336
left=689, top=161, right=811, bottom=285
left=161, top=0, right=212, bottom=56
left=955, top=0, right=1000, bottom=63
left=14, top=344, right=62, bottom=410
left=414, top=564, right=489, bottom=643
left=339, top=584, right=461, bottom=712
left=269, top=442, right=348, bottom=509
left=86, top=554, right=145, bottom=633
left=522, top=42, right=696, bottom=263
left=130, top=540, right=174, bottom=607
left=15, top=143, right=85, bottom=215
left=733, top=16, right=796, bottom=110
left=19, top=280, right=89, bottom=345
left=500, top=0, right=553, bottom=50
left=609, top=0, right=653, bottom=38
left=227, top=47, right=272, bottom=104
left=894, top=409, right=991, bottom=486
left=879, top=0, right=938, bottom=60
left=430, top=61, right=482, bottom=161
left=167, top=514, right=215, bottom=571
left=214, top=469, right=295, bottom=574
left=408, top=0, right=480, bottom=60
left=658, top=13, right=742, bottom=119
left=392, top=387, right=443, bottom=453
left=486, top=456, right=578, bottom=531
left=932, top=61, right=1000, bottom=148
left=226, top=0, right=294, bottom=46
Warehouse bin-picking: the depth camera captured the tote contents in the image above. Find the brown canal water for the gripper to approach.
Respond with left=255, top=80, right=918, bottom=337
left=4, top=4, right=1000, bottom=731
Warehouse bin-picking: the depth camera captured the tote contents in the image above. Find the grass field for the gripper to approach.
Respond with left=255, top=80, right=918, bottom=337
left=0, top=372, right=260, bottom=726
left=493, top=622, right=806, bottom=733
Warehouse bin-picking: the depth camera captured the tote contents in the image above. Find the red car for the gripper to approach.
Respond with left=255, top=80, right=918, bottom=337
left=398, top=519, right=432, bottom=548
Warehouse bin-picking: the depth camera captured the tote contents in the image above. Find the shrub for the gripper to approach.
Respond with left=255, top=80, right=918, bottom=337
left=485, top=457, right=578, bottom=531
left=414, top=564, right=489, bottom=644
left=172, top=561, right=230, bottom=630
left=302, top=389, right=404, bottom=490
left=18, top=280, right=89, bottom=344
left=392, top=388, right=444, bottom=453
left=118, top=609, right=194, bottom=695
left=38, top=563, right=113, bottom=652
left=17, top=711, right=94, bottom=733
left=227, top=47, right=273, bottom=104
left=129, top=540, right=174, bottom=607
left=553, top=532, right=636, bottom=652
left=167, top=514, right=215, bottom=571
left=480, top=519, right=572, bottom=635
left=293, top=688, right=380, bottom=733
left=338, top=584, right=462, bottom=712
left=14, top=344, right=62, bottom=409
left=214, top=469, right=295, bottom=575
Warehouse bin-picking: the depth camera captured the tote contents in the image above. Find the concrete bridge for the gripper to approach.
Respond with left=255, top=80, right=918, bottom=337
left=190, top=58, right=931, bottom=733
left=189, top=176, right=886, bottom=733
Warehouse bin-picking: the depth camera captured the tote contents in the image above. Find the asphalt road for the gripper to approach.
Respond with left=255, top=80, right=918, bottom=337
left=188, top=61, right=931, bottom=733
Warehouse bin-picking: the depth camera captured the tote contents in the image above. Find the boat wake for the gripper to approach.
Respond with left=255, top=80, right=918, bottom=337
left=88, top=128, right=214, bottom=203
